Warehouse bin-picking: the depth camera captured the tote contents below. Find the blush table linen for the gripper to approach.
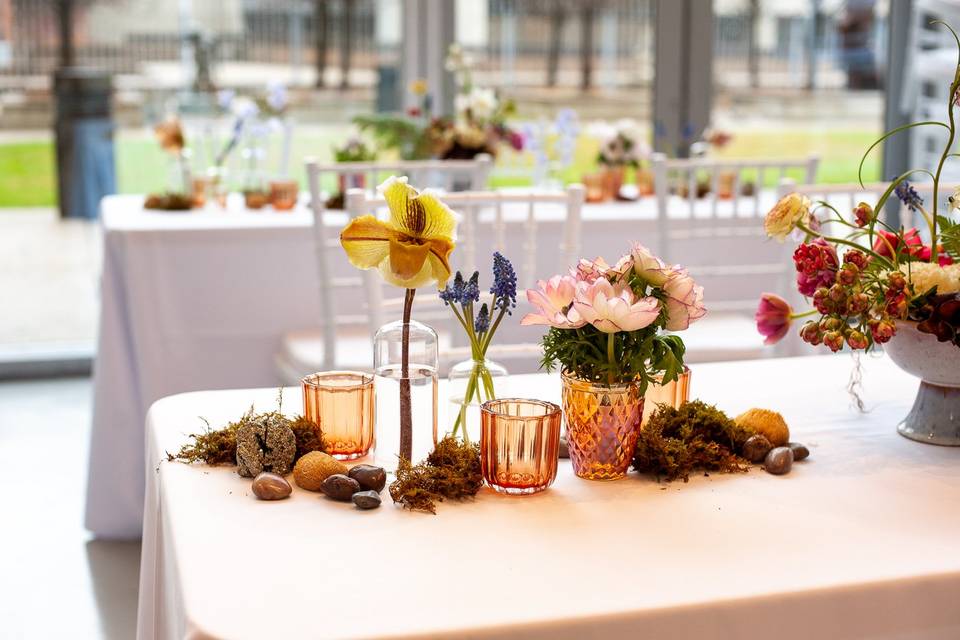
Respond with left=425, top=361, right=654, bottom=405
left=137, top=356, right=960, bottom=640
left=86, top=192, right=782, bottom=539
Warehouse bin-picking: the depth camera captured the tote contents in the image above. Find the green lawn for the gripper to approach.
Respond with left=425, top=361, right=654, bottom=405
left=0, top=129, right=882, bottom=208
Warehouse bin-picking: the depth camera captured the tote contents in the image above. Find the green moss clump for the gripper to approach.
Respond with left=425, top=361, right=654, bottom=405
left=633, top=400, right=755, bottom=482
left=166, top=417, right=240, bottom=466
left=290, top=415, right=325, bottom=460
left=167, top=406, right=324, bottom=466
left=389, top=436, right=483, bottom=514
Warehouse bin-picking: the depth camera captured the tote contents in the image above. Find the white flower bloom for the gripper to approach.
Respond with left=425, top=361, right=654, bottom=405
left=230, top=96, right=259, bottom=120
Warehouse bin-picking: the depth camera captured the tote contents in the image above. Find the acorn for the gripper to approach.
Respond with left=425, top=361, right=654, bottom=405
left=735, top=408, right=790, bottom=447
left=293, top=451, right=348, bottom=491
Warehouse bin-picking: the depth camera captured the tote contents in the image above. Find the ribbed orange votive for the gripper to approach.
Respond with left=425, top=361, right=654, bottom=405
left=302, top=371, right=375, bottom=460
left=480, top=398, right=561, bottom=495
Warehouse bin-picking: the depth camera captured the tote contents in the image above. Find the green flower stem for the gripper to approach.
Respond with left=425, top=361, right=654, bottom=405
left=931, top=60, right=960, bottom=263
left=479, top=306, right=508, bottom=355
left=606, top=332, right=616, bottom=386
left=790, top=309, right=818, bottom=320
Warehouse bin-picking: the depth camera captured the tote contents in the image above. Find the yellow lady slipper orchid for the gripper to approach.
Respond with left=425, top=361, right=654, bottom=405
left=340, top=176, right=456, bottom=289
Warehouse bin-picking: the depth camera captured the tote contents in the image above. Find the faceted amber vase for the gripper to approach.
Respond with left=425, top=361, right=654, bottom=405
left=642, top=366, right=691, bottom=426
left=561, top=372, right=644, bottom=481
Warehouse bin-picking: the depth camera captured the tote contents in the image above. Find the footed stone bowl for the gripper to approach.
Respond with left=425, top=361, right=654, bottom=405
left=885, top=321, right=960, bottom=446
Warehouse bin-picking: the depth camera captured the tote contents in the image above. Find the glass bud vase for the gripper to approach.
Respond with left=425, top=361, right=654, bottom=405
left=447, top=357, right=508, bottom=444
left=373, top=320, right=439, bottom=471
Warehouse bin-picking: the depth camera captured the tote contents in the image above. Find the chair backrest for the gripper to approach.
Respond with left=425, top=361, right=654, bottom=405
left=345, top=185, right=586, bottom=371
left=647, top=154, right=818, bottom=317
left=304, top=155, right=494, bottom=370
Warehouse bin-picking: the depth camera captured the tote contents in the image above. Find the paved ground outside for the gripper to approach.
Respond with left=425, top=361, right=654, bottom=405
left=0, top=210, right=100, bottom=352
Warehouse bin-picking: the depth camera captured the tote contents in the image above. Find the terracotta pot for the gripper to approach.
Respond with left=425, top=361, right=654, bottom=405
left=885, top=321, right=960, bottom=445
left=269, top=179, right=299, bottom=211
left=602, top=166, right=625, bottom=200
left=636, top=168, right=654, bottom=196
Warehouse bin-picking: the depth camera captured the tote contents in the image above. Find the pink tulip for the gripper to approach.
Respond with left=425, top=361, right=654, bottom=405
left=755, top=293, right=792, bottom=345
left=520, top=275, right=586, bottom=329
left=572, top=279, right=660, bottom=333
left=663, top=269, right=706, bottom=330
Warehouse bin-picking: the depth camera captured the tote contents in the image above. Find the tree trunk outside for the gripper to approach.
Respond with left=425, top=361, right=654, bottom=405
left=580, top=3, right=594, bottom=91
left=314, top=0, right=328, bottom=88
left=547, top=5, right=566, bottom=87
left=58, top=0, right=75, bottom=68
left=747, top=0, right=759, bottom=89
left=340, top=0, right=353, bottom=90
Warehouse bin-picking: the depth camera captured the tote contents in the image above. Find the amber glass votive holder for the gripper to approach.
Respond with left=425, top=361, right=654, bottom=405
left=270, top=178, right=299, bottom=211
left=302, top=371, right=375, bottom=460
left=480, top=398, right=561, bottom=495
left=582, top=172, right=607, bottom=203
left=642, top=366, right=692, bottom=426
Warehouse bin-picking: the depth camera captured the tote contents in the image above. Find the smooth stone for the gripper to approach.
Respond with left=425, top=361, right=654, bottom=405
left=742, top=434, right=773, bottom=463
left=352, top=490, right=382, bottom=510
left=251, top=472, right=292, bottom=500
left=558, top=434, right=570, bottom=459
left=348, top=464, right=386, bottom=492
left=764, top=447, right=794, bottom=475
left=788, top=442, right=810, bottom=461
left=321, top=474, right=361, bottom=501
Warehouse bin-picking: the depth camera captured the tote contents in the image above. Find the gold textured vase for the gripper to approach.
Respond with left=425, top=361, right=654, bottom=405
left=561, top=371, right=644, bottom=481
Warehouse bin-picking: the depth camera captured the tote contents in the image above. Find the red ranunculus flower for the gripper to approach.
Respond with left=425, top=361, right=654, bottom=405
left=793, top=238, right=838, bottom=296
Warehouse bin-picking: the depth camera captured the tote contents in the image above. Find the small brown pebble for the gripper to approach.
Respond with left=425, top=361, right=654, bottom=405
left=764, top=447, right=794, bottom=475
left=352, top=490, right=382, bottom=510
left=293, top=451, right=348, bottom=491
left=348, top=464, right=386, bottom=492
left=558, top=433, right=570, bottom=459
left=789, top=442, right=810, bottom=461
left=321, top=474, right=361, bottom=501
left=251, top=472, right=292, bottom=500
left=742, top=434, right=773, bottom=463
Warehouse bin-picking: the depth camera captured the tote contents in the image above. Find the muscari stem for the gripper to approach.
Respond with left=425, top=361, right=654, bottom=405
left=399, top=288, right=416, bottom=465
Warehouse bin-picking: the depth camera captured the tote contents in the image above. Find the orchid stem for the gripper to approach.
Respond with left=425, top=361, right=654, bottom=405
left=399, top=288, right=416, bottom=465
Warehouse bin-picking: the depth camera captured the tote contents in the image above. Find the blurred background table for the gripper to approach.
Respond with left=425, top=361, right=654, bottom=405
left=85, top=191, right=785, bottom=539
left=138, top=356, right=960, bottom=640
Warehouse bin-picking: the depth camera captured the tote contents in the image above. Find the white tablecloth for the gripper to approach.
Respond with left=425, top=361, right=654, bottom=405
left=84, top=192, right=784, bottom=538
left=137, top=356, right=960, bottom=640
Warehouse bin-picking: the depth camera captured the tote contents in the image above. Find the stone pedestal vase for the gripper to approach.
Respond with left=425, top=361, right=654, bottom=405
left=884, top=321, right=960, bottom=446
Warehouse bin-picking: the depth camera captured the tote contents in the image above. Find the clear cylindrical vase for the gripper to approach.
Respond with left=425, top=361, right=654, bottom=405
left=447, top=357, right=508, bottom=444
left=373, top=320, right=438, bottom=471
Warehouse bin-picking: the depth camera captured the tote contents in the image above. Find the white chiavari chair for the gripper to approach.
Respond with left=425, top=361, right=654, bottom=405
left=646, top=155, right=819, bottom=362
left=276, top=183, right=586, bottom=382
left=274, top=157, right=492, bottom=382
left=778, top=179, right=956, bottom=238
